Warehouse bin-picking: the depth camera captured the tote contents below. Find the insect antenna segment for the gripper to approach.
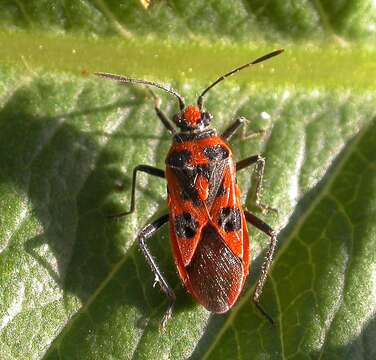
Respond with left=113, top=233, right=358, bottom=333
left=197, top=49, right=284, bottom=109
left=95, top=72, right=186, bottom=111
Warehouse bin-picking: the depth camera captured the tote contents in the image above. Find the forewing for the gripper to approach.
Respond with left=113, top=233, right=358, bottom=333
left=166, top=166, right=206, bottom=266
left=209, top=159, right=246, bottom=258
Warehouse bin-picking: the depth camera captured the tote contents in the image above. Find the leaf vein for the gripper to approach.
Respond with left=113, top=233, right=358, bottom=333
left=199, top=118, right=370, bottom=359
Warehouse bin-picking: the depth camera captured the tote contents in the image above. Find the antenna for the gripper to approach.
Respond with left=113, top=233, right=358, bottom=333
left=197, top=49, right=284, bottom=109
left=95, top=72, right=185, bottom=110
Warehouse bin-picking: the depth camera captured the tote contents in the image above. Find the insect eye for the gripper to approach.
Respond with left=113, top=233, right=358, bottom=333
left=173, top=112, right=184, bottom=127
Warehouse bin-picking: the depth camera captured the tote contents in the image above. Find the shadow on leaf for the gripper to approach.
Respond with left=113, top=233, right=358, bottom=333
left=0, top=77, right=193, bottom=349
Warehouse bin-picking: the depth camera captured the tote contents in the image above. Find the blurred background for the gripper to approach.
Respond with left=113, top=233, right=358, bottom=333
left=0, top=1, right=375, bottom=359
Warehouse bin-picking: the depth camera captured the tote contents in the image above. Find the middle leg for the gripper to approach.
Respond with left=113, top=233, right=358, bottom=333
left=108, top=165, right=165, bottom=218
left=236, top=155, right=276, bottom=213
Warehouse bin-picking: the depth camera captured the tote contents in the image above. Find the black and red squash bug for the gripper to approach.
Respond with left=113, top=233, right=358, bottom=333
left=96, top=49, right=283, bottom=328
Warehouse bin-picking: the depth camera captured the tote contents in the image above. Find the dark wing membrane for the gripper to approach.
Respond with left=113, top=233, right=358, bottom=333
left=186, top=224, right=244, bottom=313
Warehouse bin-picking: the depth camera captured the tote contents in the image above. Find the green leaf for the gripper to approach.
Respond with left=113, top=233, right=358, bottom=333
left=1, top=0, right=376, bottom=40
left=1, top=2, right=375, bottom=360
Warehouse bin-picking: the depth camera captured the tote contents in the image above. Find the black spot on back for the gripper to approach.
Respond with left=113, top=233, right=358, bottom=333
left=186, top=224, right=243, bottom=313
left=174, top=165, right=201, bottom=207
left=168, top=150, right=192, bottom=167
left=174, top=164, right=211, bottom=207
left=218, top=207, right=241, bottom=232
left=180, top=187, right=201, bottom=207
left=175, top=212, right=198, bottom=239
left=204, top=145, right=229, bottom=161
left=175, top=161, right=227, bottom=207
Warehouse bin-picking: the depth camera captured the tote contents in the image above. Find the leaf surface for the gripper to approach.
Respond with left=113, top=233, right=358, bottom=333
left=0, top=2, right=375, bottom=359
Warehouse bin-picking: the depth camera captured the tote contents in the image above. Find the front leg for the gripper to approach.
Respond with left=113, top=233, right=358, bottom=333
left=236, top=155, right=276, bottom=214
left=222, top=117, right=247, bottom=141
left=222, top=117, right=265, bottom=142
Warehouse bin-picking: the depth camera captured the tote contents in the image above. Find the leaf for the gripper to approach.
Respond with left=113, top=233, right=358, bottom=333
left=0, top=2, right=376, bottom=360
left=1, top=0, right=376, bottom=40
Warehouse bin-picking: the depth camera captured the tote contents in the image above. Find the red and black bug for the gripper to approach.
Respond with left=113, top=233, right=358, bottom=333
left=96, top=49, right=283, bottom=328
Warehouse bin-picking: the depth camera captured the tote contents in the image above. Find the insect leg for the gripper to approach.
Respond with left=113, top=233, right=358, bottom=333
left=244, top=210, right=278, bottom=325
left=148, top=89, right=176, bottom=135
left=221, top=117, right=247, bottom=141
left=138, top=214, right=176, bottom=329
left=108, top=165, right=165, bottom=218
left=222, top=117, right=265, bottom=141
left=236, top=155, right=276, bottom=213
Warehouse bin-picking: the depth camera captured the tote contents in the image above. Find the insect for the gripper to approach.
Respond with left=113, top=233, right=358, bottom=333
left=96, top=49, right=283, bottom=328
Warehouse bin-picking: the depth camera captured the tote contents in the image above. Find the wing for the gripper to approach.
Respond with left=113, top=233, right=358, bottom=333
left=166, top=154, right=231, bottom=266
left=167, top=156, right=250, bottom=312
left=208, top=158, right=246, bottom=258
left=166, top=164, right=209, bottom=267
